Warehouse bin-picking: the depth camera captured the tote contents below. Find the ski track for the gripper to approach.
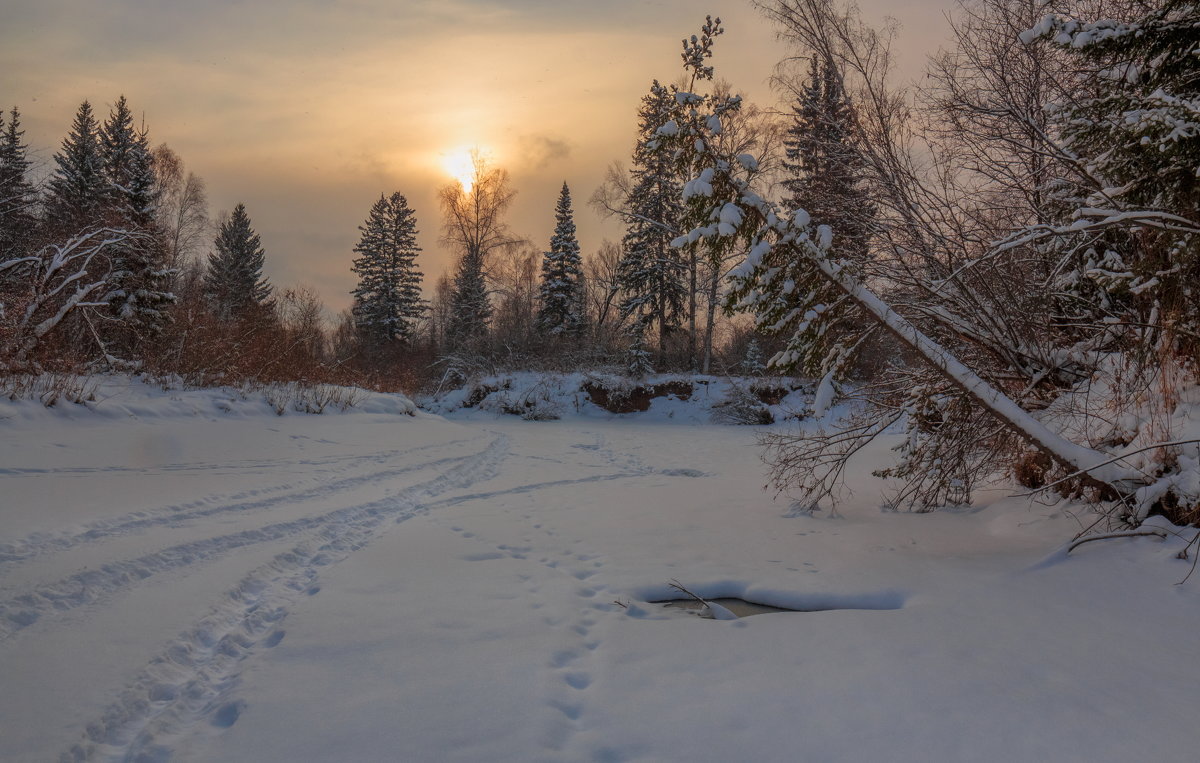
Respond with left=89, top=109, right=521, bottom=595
left=0, top=447, right=473, bottom=567
left=59, top=434, right=512, bottom=763
left=0, top=450, right=490, bottom=642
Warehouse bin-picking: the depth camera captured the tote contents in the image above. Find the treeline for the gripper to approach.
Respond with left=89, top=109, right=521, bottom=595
left=0, top=95, right=778, bottom=390
left=0, top=97, right=368, bottom=386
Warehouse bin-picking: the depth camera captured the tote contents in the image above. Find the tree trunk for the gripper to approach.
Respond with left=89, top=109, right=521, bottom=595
left=702, top=267, right=719, bottom=374
left=688, top=251, right=698, bottom=370
left=797, top=240, right=1144, bottom=488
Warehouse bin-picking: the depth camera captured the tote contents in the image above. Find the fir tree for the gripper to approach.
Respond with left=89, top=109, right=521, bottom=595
left=205, top=203, right=273, bottom=321
left=536, top=182, right=585, bottom=337
left=448, top=247, right=491, bottom=348
left=1026, top=1, right=1200, bottom=354
left=99, top=95, right=173, bottom=337
left=766, top=56, right=875, bottom=375
left=617, top=80, right=687, bottom=364
left=350, top=192, right=426, bottom=348
left=44, top=101, right=107, bottom=232
left=0, top=107, right=37, bottom=256
left=626, top=328, right=654, bottom=378
left=100, top=96, right=157, bottom=227
left=782, top=57, right=873, bottom=260
left=740, top=337, right=765, bottom=376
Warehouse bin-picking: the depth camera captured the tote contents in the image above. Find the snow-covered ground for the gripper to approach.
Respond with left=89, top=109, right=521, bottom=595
left=1, top=378, right=1197, bottom=762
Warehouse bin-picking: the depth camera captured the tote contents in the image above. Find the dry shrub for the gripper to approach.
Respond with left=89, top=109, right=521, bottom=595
left=1013, top=450, right=1052, bottom=489
left=0, top=373, right=98, bottom=407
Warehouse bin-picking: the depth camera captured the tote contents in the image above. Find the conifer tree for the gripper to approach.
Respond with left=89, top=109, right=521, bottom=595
left=44, top=101, right=107, bottom=232
left=536, top=182, right=585, bottom=337
left=350, top=192, right=426, bottom=348
left=781, top=57, right=873, bottom=255
left=627, top=328, right=654, bottom=378
left=448, top=247, right=491, bottom=347
left=0, top=107, right=37, bottom=256
left=1024, top=1, right=1200, bottom=353
left=771, top=56, right=875, bottom=374
left=741, top=337, right=765, bottom=376
left=205, top=203, right=272, bottom=321
left=617, top=80, right=687, bottom=364
left=100, top=96, right=157, bottom=227
left=99, top=95, right=173, bottom=336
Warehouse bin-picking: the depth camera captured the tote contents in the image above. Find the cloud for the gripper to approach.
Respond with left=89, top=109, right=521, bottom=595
left=518, top=134, right=572, bottom=170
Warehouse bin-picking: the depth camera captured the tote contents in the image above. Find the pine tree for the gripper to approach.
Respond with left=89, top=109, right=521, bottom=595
left=351, top=192, right=426, bottom=349
left=44, top=101, right=107, bottom=232
left=205, top=203, right=273, bottom=321
left=99, top=95, right=173, bottom=336
left=448, top=247, right=491, bottom=348
left=536, top=182, right=585, bottom=338
left=617, top=80, right=687, bottom=365
left=0, top=107, right=37, bottom=257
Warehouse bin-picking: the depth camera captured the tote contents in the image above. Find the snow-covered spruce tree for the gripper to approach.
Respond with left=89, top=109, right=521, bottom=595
left=627, top=327, right=654, bottom=378
left=618, top=80, right=688, bottom=366
left=99, top=95, right=174, bottom=346
left=44, top=101, right=107, bottom=234
left=776, top=55, right=875, bottom=374
left=0, top=107, right=37, bottom=258
left=205, top=203, right=273, bottom=321
left=651, top=16, right=1147, bottom=511
left=741, top=337, right=766, bottom=375
left=1021, top=2, right=1200, bottom=363
left=536, top=182, right=585, bottom=339
left=351, top=192, right=426, bottom=353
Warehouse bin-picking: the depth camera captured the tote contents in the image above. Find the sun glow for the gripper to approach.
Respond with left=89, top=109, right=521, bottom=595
left=441, top=147, right=480, bottom=193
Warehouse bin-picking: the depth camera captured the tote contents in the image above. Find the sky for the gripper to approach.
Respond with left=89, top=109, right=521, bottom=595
left=1, top=0, right=955, bottom=314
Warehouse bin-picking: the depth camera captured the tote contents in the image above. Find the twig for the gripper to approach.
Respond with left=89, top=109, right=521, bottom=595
left=1176, top=531, right=1200, bottom=586
left=1066, top=530, right=1167, bottom=555
left=667, top=579, right=712, bottom=608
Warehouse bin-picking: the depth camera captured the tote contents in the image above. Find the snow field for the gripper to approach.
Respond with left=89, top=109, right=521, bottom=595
left=1, top=380, right=1198, bottom=761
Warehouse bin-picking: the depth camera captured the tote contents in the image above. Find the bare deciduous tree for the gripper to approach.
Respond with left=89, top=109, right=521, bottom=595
left=153, top=143, right=210, bottom=274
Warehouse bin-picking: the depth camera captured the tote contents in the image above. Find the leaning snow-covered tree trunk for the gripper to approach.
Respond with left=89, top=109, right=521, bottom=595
left=654, top=18, right=1149, bottom=509
left=770, top=228, right=1144, bottom=488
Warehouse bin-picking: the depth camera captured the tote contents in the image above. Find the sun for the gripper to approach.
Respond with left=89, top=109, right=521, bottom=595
left=441, top=147, right=479, bottom=193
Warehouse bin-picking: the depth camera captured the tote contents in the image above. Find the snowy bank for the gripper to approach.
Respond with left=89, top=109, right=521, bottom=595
left=420, top=371, right=813, bottom=425
left=0, top=374, right=419, bottom=425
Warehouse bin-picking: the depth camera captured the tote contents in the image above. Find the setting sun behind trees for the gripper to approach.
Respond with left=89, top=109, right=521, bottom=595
left=441, top=147, right=484, bottom=193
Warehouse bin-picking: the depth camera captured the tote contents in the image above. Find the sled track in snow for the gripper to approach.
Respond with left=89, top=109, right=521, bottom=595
left=0, top=452, right=485, bottom=641
left=59, top=434, right=511, bottom=763
left=0, top=439, right=472, bottom=566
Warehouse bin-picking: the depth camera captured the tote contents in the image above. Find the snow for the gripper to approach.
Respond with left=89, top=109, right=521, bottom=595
left=2, top=377, right=1199, bottom=761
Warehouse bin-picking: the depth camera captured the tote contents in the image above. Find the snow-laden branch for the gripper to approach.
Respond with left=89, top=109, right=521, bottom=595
left=4, top=227, right=138, bottom=364
left=658, top=90, right=1146, bottom=489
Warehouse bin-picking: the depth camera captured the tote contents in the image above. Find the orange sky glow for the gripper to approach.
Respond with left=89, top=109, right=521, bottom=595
left=1, top=0, right=953, bottom=313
